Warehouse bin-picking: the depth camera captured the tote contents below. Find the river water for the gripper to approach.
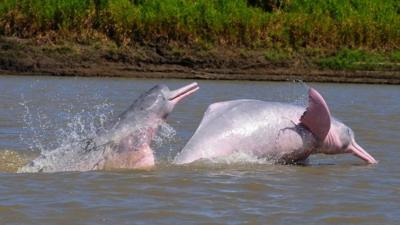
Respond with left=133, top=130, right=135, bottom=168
left=0, top=75, right=399, bottom=224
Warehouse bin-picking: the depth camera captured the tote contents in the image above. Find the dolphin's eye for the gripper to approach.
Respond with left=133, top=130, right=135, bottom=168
left=341, top=128, right=352, bottom=149
left=139, top=95, right=158, bottom=110
left=347, top=128, right=354, bottom=138
left=156, top=92, right=163, bottom=98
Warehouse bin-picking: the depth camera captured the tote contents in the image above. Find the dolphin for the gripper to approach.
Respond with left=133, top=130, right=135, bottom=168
left=174, top=87, right=377, bottom=165
left=18, top=82, right=199, bottom=173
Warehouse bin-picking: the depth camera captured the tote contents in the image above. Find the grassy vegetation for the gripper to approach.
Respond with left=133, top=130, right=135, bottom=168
left=318, top=48, right=400, bottom=70
left=264, top=48, right=292, bottom=63
left=391, top=51, right=400, bottom=62
left=0, top=0, right=399, bottom=70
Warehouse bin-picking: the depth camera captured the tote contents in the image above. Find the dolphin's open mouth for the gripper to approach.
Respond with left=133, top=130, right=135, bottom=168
left=168, top=82, right=199, bottom=103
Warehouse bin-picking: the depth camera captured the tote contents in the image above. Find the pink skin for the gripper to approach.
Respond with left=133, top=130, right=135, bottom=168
left=168, top=82, right=200, bottom=105
left=174, top=87, right=377, bottom=165
left=126, top=82, right=199, bottom=169
left=303, top=88, right=377, bottom=164
left=349, top=141, right=377, bottom=163
left=109, top=82, right=199, bottom=170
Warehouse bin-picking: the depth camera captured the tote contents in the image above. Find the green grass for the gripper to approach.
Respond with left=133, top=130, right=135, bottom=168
left=1, top=0, right=399, bottom=50
left=390, top=51, right=400, bottom=62
left=0, top=0, right=94, bottom=33
left=264, top=48, right=292, bottom=62
left=0, top=0, right=399, bottom=71
left=318, top=48, right=391, bottom=70
left=281, top=0, right=400, bottom=50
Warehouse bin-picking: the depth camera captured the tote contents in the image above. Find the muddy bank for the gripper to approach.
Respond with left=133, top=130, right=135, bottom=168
left=1, top=37, right=399, bottom=84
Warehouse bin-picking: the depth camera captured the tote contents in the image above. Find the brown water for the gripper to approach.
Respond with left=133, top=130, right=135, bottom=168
left=0, top=76, right=399, bottom=224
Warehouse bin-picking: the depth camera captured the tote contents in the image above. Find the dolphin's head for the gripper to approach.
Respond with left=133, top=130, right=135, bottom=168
left=300, top=87, right=377, bottom=164
left=135, top=82, right=199, bottom=119
left=319, top=120, right=377, bottom=164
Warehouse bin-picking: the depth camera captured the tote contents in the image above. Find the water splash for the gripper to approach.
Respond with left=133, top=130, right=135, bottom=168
left=19, top=94, right=114, bottom=154
left=289, top=80, right=308, bottom=107
left=153, top=121, right=178, bottom=162
left=53, top=102, right=114, bottom=152
left=17, top=93, right=180, bottom=172
left=209, top=151, right=273, bottom=165
left=153, top=121, right=177, bottom=147
left=19, top=95, right=47, bottom=152
left=17, top=93, right=117, bottom=172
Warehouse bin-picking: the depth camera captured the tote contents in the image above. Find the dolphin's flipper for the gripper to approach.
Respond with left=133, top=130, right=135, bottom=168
left=300, top=88, right=332, bottom=141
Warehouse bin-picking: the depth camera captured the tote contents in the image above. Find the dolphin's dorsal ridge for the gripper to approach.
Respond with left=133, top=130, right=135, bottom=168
left=300, top=88, right=331, bottom=141
left=197, top=102, right=230, bottom=128
left=207, top=101, right=233, bottom=113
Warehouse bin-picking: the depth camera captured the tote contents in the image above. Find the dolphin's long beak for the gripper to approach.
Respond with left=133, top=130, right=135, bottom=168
left=348, top=141, right=377, bottom=164
left=169, top=82, right=199, bottom=104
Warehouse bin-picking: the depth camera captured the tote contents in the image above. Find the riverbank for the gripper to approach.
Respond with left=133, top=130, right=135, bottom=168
left=1, top=0, right=399, bottom=84
left=1, top=36, right=399, bottom=84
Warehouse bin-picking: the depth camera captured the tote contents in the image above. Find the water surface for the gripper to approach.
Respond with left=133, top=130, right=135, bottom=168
left=0, top=76, right=399, bottom=224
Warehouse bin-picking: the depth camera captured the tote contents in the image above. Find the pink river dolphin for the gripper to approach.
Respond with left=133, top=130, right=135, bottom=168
left=174, top=87, right=377, bottom=165
left=18, top=82, right=199, bottom=172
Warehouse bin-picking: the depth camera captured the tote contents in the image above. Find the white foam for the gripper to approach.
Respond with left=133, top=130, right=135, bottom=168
left=204, top=151, right=274, bottom=165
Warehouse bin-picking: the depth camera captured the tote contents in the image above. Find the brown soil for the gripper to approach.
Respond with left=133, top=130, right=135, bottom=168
left=1, top=36, right=399, bottom=84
